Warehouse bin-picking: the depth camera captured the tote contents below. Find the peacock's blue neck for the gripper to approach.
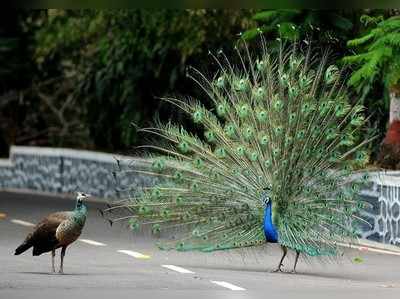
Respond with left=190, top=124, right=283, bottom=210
left=263, top=201, right=278, bottom=243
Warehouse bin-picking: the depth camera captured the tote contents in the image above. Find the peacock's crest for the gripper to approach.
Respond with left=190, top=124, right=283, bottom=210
left=107, top=39, right=371, bottom=257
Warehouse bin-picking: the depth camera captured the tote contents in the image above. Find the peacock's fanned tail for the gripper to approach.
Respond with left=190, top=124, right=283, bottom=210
left=108, top=40, right=371, bottom=256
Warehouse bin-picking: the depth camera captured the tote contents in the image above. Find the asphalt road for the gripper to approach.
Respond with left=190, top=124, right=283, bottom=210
left=1, top=190, right=400, bottom=299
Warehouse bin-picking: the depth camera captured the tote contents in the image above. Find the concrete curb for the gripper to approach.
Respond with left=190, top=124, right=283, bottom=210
left=338, top=239, right=400, bottom=256
left=356, top=239, right=400, bottom=253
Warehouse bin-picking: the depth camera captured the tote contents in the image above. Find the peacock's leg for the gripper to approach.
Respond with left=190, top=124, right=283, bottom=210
left=51, top=249, right=56, bottom=273
left=271, top=245, right=287, bottom=273
left=59, top=246, right=66, bottom=274
left=291, top=250, right=300, bottom=274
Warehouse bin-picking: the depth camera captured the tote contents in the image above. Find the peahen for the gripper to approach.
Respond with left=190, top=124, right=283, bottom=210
left=107, top=40, right=371, bottom=273
left=15, top=192, right=90, bottom=274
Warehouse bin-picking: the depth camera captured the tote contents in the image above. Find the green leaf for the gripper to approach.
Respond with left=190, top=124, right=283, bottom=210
left=352, top=256, right=364, bottom=264
left=347, top=33, right=375, bottom=47
left=252, top=10, right=280, bottom=22
left=278, top=22, right=299, bottom=41
left=241, top=28, right=259, bottom=40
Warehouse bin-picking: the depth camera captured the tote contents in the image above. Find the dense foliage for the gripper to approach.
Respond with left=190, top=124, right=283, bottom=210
left=1, top=9, right=400, bottom=162
left=242, top=9, right=357, bottom=48
left=342, top=11, right=400, bottom=162
left=344, top=14, right=400, bottom=93
left=0, top=9, right=255, bottom=155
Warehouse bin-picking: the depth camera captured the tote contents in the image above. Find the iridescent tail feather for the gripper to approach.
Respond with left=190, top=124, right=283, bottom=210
left=104, top=38, right=373, bottom=256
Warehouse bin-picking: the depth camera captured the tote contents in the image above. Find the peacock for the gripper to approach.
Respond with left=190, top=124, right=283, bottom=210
left=15, top=192, right=90, bottom=274
left=106, top=40, right=372, bottom=273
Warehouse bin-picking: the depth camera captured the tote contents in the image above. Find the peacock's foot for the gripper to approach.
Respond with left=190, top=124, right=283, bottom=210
left=58, top=269, right=64, bottom=275
left=270, top=264, right=284, bottom=273
left=290, top=270, right=297, bottom=274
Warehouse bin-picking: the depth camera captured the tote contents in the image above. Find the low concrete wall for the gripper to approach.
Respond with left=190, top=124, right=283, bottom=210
left=360, top=172, right=400, bottom=245
left=0, top=146, right=399, bottom=246
left=0, top=146, right=156, bottom=199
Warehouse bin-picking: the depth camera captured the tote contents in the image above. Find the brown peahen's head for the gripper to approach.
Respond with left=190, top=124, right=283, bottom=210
left=76, top=192, right=91, bottom=208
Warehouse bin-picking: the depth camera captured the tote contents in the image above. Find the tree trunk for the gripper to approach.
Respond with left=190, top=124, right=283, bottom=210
left=389, top=84, right=400, bottom=123
left=378, top=84, right=400, bottom=169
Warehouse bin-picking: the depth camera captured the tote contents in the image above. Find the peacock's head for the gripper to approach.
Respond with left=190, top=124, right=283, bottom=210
left=260, top=186, right=272, bottom=206
left=76, top=192, right=91, bottom=208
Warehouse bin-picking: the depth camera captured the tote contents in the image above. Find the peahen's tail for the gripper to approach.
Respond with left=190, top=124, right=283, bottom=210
left=14, top=241, right=32, bottom=255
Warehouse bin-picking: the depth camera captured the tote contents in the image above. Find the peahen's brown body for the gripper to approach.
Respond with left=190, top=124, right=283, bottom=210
left=14, top=193, right=89, bottom=274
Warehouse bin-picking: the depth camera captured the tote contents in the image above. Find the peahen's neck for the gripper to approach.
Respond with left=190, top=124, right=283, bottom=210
left=73, top=204, right=87, bottom=226
left=263, top=201, right=279, bottom=243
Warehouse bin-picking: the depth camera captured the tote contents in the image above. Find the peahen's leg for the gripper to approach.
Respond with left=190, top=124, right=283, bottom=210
left=291, top=250, right=300, bottom=274
left=51, top=249, right=56, bottom=273
left=271, top=245, right=287, bottom=273
left=59, top=246, right=66, bottom=274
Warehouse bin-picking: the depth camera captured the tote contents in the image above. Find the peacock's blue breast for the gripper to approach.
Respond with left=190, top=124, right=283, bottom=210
left=263, top=202, right=278, bottom=243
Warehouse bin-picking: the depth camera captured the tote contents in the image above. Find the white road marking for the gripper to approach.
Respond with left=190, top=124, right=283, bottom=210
left=161, top=264, right=194, bottom=274
left=78, top=239, right=107, bottom=246
left=10, top=219, right=35, bottom=227
left=210, top=280, right=246, bottom=291
left=117, top=249, right=151, bottom=259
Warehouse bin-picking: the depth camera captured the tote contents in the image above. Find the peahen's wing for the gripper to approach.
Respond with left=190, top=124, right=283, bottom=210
left=29, top=212, right=72, bottom=254
left=108, top=40, right=370, bottom=254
